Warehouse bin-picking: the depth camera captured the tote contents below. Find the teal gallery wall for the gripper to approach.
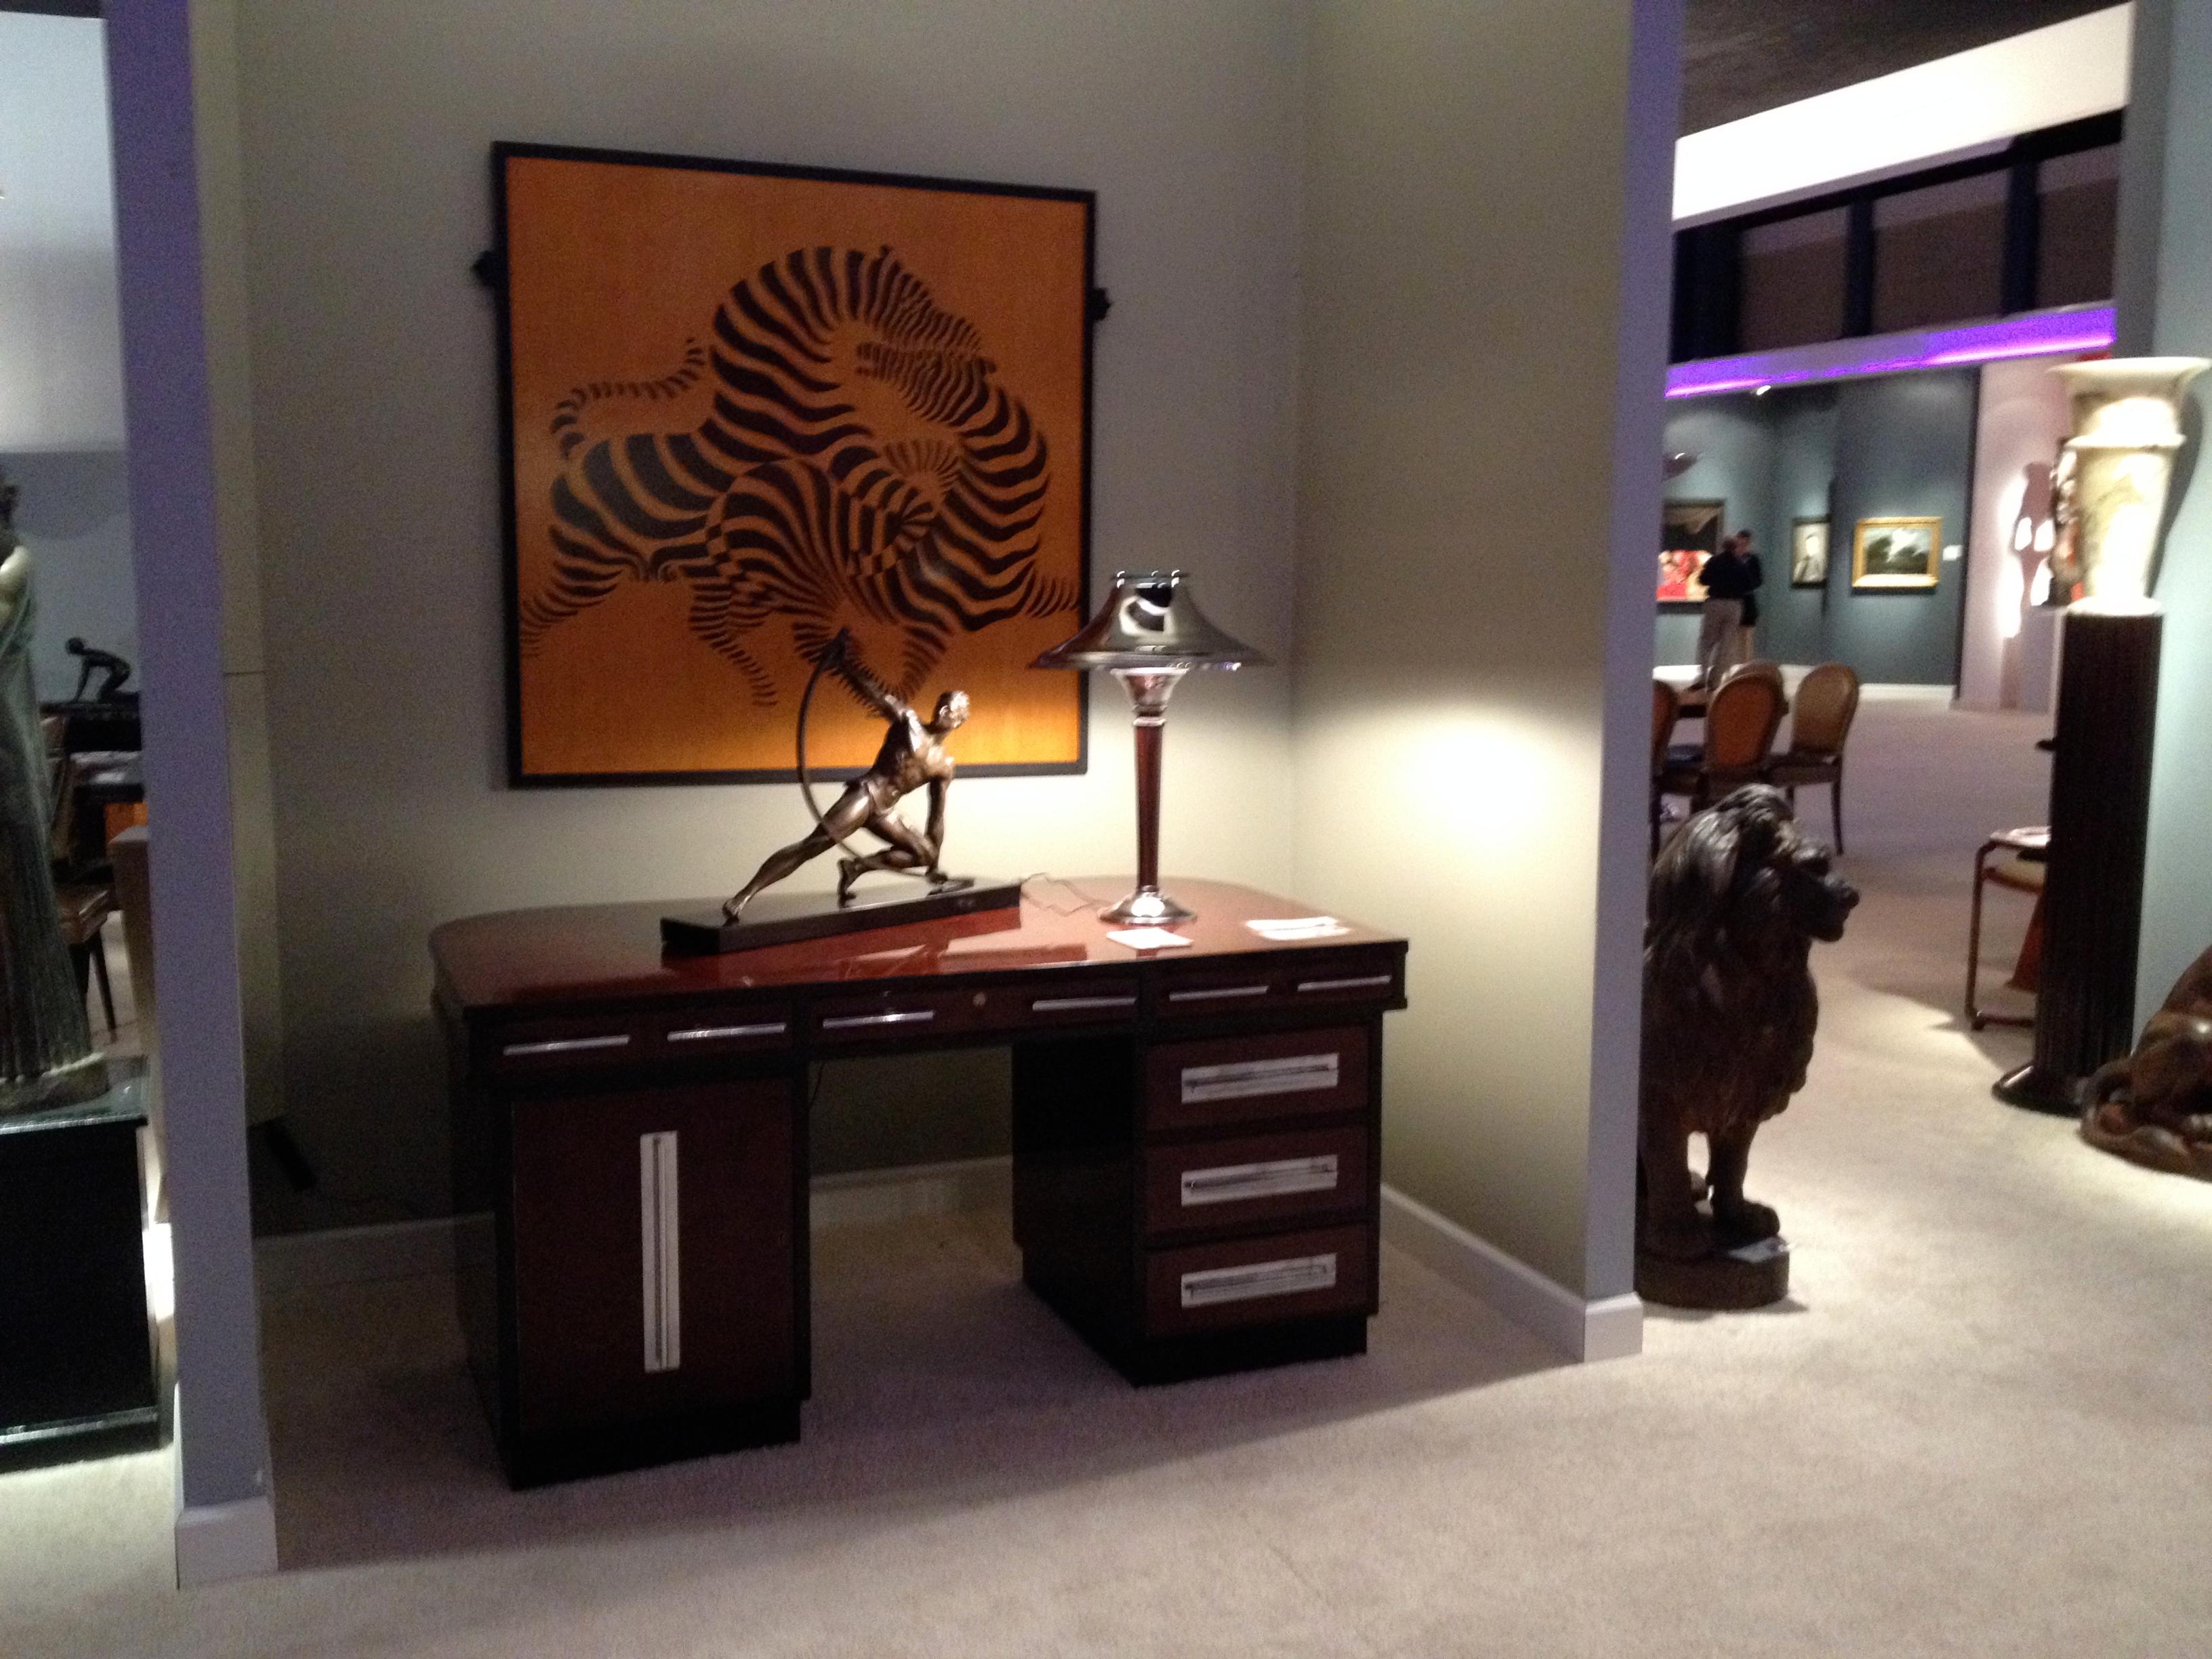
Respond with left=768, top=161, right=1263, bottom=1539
left=1658, top=368, right=1978, bottom=685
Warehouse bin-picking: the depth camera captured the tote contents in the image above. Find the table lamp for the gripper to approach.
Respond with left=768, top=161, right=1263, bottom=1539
left=1033, top=570, right=1267, bottom=925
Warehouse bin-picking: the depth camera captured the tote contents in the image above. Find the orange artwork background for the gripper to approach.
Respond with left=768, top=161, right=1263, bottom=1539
left=499, top=150, right=1091, bottom=780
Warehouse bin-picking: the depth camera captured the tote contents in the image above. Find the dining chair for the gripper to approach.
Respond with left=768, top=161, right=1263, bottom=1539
left=1658, top=670, right=1784, bottom=813
left=1650, top=680, right=1681, bottom=856
left=1764, top=662, right=1861, bottom=852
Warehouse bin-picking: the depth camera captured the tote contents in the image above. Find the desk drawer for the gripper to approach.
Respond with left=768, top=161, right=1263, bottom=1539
left=651, top=1007, right=794, bottom=1056
left=1144, top=1223, right=1372, bottom=1337
left=809, top=986, right=983, bottom=1044
left=1143, top=1124, right=1368, bottom=1240
left=1144, top=1025, right=1370, bottom=1134
left=486, top=1015, right=653, bottom=1079
left=1153, top=945, right=1402, bottom=1023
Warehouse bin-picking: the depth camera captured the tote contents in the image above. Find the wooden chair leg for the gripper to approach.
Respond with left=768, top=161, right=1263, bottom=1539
left=1967, top=848, right=1988, bottom=1027
left=89, top=928, right=116, bottom=1034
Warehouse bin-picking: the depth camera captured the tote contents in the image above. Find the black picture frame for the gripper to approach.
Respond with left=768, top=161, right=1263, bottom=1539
left=488, top=141, right=1097, bottom=787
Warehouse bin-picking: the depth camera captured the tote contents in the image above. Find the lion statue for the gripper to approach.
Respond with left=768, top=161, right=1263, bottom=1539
left=2081, top=943, right=2212, bottom=1181
left=1640, top=785, right=1858, bottom=1263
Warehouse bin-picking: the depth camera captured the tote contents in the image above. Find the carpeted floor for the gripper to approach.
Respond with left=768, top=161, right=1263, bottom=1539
left=5, top=690, right=2209, bottom=1658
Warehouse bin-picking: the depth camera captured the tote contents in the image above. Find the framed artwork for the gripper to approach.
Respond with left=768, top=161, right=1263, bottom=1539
left=1660, top=499, right=1723, bottom=606
left=1790, top=518, right=1830, bottom=588
left=1851, top=516, right=1942, bottom=590
left=491, top=142, right=1096, bottom=785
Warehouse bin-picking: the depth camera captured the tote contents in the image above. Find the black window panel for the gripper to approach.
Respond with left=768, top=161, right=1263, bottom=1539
left=1738, top=209, right=1848, bottom=351
left=2036, top=144, right=2119, bottom=308
left=1872, top=172, right=2008, bottom=332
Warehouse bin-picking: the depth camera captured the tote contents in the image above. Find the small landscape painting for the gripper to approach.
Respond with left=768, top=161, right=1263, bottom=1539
left=1851, top=516, right=1941, bottom=590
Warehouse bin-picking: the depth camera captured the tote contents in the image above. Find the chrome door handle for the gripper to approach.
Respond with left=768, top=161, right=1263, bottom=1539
left=1296, top=974, right=1394, bottom=993
left=1030, top=994, right=1138, bottom=1012
left=820, top=1009, right=937, bottom=1031
left=1168, top=984, right=1269, bottom=1003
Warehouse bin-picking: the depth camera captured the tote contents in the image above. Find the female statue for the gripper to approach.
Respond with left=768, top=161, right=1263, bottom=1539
left=0, top=476, right=107, bottom=1112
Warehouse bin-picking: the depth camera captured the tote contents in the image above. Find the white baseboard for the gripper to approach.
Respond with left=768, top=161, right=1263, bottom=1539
left=175, top=1494, right=277, bottom=1587
left=252, top=1158, right=1016, bottom=1294
left=1380, top=1185, right=1643, bottom=1362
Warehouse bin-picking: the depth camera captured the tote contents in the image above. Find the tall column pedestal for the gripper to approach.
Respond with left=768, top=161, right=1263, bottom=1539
left=1996, top=609, right=2161, bottom=1115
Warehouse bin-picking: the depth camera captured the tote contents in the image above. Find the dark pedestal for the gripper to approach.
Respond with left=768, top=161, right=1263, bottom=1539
left=1996, top=610, right=2161, bottom=1116
left=0, top=1086, right=157, bottom=1469
left=1635, top=1235, right=1790, bottom=1311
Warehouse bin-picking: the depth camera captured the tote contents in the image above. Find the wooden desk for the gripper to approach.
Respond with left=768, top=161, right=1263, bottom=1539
left=433, top=878, right=1408, bottom=1487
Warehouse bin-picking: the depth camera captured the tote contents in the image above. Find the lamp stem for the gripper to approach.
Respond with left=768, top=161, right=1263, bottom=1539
left=1107, top=668, right=1191, bottom=925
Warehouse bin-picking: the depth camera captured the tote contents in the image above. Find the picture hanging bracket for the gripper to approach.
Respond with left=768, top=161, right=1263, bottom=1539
left=472, top=248, right=506, bottom=291
left=1089, top=287, right=1111, bottom=324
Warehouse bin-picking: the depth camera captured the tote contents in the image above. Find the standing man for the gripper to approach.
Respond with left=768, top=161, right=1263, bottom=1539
left=1732, top=529, right=1765, bottom=663
left=1694, top=532, right=1752, bottom=687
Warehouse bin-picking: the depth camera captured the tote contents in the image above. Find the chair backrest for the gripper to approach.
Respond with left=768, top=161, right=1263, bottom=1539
left=1703, top=672, right=1785, bottom=771
left=1789, top=663, right=1861, bottom=758
left=1719, top=659, right=1784, bottom=693
left=1651, top=680, right=1680, bottom=773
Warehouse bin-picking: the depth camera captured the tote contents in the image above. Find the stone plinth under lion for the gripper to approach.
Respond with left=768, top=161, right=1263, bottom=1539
left=1639, top=786, right=1857, bottom=1309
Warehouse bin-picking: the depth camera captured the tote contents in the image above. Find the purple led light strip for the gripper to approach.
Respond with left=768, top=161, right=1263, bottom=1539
left=1666, top=305, right=2114, bottom=398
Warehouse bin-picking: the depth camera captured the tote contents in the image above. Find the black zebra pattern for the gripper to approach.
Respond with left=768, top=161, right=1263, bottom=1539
left=520, top=245, right=1077, bottom=705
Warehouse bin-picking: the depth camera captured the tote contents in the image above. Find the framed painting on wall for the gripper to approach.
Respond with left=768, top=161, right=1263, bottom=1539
left=1660, top=499, right=1723, bottom=606
left=1851, top=516, right=1942, bottom=590
left=1790, top=518, right=1830, bottom=588
left=490, top=142, right=1096, bottom=785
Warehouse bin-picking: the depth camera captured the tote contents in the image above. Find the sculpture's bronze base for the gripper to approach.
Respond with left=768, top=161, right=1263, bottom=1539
left=1635, top=1234, right=1790, bottom=1311
left=1992, top=1061, right=2083, bottom=1117
left=2081, top=1102, right=2212, bottom=1181
left=661, top=878, right=1021, bottom=956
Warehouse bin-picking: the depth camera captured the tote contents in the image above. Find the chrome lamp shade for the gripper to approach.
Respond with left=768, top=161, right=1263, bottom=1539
left=1033, top=571, right=1266, bottom=926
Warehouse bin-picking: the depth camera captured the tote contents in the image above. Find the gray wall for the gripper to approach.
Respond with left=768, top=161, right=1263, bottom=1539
left=2120, top=0, right=2212, bottom=1029
left=232, top=0, right=1305, bottom=1217
left=1658, top=372, right=1972, bottom=686
left=1293, top=0, right=1677, bottom=1301
left=1825, top=371, right=1976, bottom=683
left=0, top=449, right=138, bottom=701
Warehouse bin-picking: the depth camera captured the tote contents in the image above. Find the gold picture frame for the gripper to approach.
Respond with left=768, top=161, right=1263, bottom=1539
left=492, top=142, right=1095, bottom=785
left=1851, top=516, right=1941, bottom=590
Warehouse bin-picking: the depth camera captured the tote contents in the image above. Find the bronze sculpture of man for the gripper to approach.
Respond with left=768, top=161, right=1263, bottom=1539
left=724, top=632, right=969, bottom=921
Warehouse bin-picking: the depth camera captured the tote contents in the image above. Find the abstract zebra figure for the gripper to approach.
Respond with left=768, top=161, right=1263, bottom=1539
left=520, top=245, right=1078, bottom=705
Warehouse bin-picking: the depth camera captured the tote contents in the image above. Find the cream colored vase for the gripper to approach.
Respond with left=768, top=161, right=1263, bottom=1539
left=2053, top=356, right=2211, bottom=612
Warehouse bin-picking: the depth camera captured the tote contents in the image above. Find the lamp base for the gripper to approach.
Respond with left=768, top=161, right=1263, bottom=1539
left=1101, top=886, right=1195, bottom=927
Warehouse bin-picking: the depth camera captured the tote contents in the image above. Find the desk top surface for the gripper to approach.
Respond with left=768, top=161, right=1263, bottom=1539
left=433, top=877, right=1404, bottom=1011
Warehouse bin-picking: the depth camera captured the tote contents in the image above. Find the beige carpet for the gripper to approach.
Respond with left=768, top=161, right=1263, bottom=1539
left=5, top=690, right=2211, bottom=1658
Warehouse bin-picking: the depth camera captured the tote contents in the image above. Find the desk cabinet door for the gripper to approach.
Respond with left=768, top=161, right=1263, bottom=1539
left=510, top=1079, right=798, bottom=1436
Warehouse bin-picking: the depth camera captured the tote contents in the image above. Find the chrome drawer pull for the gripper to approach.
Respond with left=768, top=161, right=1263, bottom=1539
left=820, top=1009, right=937, bottom=1031
left=665, top=1021, right=789, bottom=1042
left=640, top=1131, right=680, bottom=1374
left=1181, top=1052, right=1339, bottom=1104
left=1030, top=994, right=1137, bottom=1012
left=1180, top=1252, right=1338, bottom=1309
left=501, top=1033, right=630, bottom=1057
left=1168, top=983, right=1269, bottom=1004
left=1181, top=1154, right=1340, bottom=1207
left=1297, top=974, right=1394, bottom=994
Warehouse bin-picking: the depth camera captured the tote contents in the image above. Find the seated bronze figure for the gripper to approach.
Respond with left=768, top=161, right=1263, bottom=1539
left=2082, top=944, right=2212, bottom=1181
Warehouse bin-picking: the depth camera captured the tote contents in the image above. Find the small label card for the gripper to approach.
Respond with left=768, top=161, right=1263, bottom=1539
left=1108, top=926, right=1194, bottom=951
left=1246, top=916, right=1349, bottom=941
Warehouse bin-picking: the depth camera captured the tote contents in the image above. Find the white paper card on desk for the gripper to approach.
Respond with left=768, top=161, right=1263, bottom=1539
left=1247, top=916, right=1348, bottom=941
left=1108, top=926, right=1193, bottom=951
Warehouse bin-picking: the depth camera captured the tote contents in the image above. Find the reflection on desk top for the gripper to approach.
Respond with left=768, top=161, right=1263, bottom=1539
left=432, top=877, right=1405, bottom=1010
